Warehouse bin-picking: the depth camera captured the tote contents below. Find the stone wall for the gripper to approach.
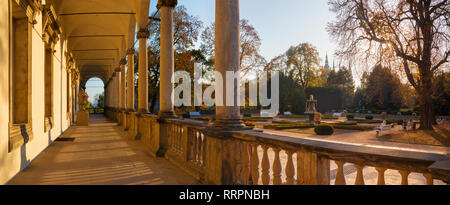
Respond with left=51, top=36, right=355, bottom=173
left=0, top=1, right=73, bottom=184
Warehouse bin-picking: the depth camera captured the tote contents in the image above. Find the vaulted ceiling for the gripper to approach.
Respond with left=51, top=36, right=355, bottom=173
left=47, top=0, right=151, bottom=85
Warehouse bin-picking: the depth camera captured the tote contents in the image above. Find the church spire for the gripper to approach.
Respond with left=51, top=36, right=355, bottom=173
left=324, top=53, right=331, bottom=70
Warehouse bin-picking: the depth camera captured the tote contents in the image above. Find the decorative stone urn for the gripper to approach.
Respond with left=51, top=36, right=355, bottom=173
left=305, top=95, right=318, bottom=122
left=76, top=89, right=89, bottom=126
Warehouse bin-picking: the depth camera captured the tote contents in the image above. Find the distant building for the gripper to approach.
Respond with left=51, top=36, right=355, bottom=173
left=324, top=53, right=331, bottom=71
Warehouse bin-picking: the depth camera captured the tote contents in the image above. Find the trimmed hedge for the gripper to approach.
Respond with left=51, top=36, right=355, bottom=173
left=264, top=123, right=315, bottom=130
left=314, top=125, right=334, bottom=135
left=243, top=113, right=252, bottom=118
left=365, top=115, right=374, bottom=120
left=322, top=116, right=339, bottom=120
left=346, top=115, right=355, bottom=120
left=278, top=115, right=308, bottom=119
left=243, top=117, right=273, bottom=122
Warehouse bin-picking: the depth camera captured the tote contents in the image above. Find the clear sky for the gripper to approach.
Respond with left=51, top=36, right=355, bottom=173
left=86, top=0, right=341, bottom=105
left=175, top=0, right=338, bottom=63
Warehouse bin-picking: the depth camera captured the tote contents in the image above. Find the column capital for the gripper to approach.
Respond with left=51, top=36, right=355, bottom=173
left=157, top=0, right=178, bottom=9
left=127, top=48, right=136, bottom=55
left=137, top=28, right=150, bottom=39
left=120, top=58, right=127, bottom=65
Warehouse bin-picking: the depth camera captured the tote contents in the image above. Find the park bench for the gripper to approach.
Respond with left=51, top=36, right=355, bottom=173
left=260, top=110, right=277, bottom=117
left=376, top=122, right=394, bottom=137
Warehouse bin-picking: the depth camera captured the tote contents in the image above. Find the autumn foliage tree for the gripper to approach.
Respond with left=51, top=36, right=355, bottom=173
left=200, top=20, right=267, bottom=75
left=364, top=65, right=406, bottom=110
left=327, top=0, right=449, bottom=129
left=146, top=5, right=203, bottom=113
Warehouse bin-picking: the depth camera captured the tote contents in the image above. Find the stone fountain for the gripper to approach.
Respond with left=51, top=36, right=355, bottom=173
left=305, top=95, right=318, bottom=122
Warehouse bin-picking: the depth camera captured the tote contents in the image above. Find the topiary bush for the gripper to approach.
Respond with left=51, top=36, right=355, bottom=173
left=346, top=115, right=355, bottom=120
left=365, top=115, right=374, bottom=120
left=314, top=125, right=334, bottom=135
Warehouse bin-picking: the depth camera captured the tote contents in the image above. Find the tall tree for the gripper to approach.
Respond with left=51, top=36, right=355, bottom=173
left=200, top=20, right=267, bottom=75
left=285, top=43, right=322, bottom=89
left=94, top=93, right=104, bottom=108
left=328, top=0, right=450, bottom=129
left=327, top=66, right=355, bottom=108
left=365, top=65, right=405, bottom=110
left=433, top=72, right=450, bottom=116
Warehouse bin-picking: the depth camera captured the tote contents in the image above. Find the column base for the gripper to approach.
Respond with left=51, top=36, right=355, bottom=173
left=211, top=119, right=251, bottom=131
left=125, top=109, right=136, bottom=114
left=158, top=111, right=176, bottom=119
left=138, top=109, right=150, bottom=114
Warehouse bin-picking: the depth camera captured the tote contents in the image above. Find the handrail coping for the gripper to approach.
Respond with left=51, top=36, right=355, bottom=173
left=429, top=160, right=450, bottom=183
left=234, top=130, right=449, bottom=173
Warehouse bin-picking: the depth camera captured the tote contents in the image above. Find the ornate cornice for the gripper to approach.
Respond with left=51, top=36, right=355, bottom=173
left=157, top=0, right=178, bottom=8
left=127, top=48, right=136, bottom=55
left=14, top=0, right=42, bottom=24
left=136, top=28, right=150, bottom=39
left=42, top=4, right=61, bottom=49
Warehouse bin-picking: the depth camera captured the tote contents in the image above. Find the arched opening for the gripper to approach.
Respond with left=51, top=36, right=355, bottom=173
left=85, top=77, right=105, bottom=115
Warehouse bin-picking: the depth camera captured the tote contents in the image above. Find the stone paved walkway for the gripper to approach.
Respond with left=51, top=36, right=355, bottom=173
left=8, top=115, right=198, bottom=185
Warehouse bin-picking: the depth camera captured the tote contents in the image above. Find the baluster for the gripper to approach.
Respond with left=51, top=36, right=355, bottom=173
left=234, top=141, right=243, bottom=184
left=198, top=132, right=204, bottom=163
left=398, top=170, right=410, bottom=185
left=354, top=164, right=365, bottom=185
left=195, top=131, right=200, bottom=163
left=179, top=126, right=183, bottom=153
left=192, top=131, right=198, bottom=162
left=285, top=150, right=295, bottom=185
left=251, top=143, right=260, bottom=185
left=187, top=129, right=194, bottom=161
left=261, top=145, right=270, bottom=185
left=375, top=167, right=387, bottom=185
left=296, top=151, right=303, bottom=185
left=201, top=133, right=207, bottom=167
left=423, top=173, right=433, bottom=185
left=335, top=161, right=346, bottom=185
left=174, top=126, right=178, bottom=152
left=241, top=142, right=250, bottom=185
left=168, top=125, right=173, bottom=151
left=272, top=147, right=282, bottom=185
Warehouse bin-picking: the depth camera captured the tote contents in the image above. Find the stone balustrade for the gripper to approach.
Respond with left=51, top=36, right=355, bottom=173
left=106, top=108, right=450, bottom=185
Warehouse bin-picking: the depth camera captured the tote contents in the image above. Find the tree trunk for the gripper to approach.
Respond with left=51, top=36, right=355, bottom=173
left=419, top=72, right=435, bottom=130
left=149, top=93, right=157, bottom=114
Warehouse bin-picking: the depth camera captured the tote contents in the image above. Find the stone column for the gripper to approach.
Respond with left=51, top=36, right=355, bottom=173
left=116, top=71, right=120, bottom=109
left=213, top=0, right=244, bottom=130
left=112, top=72, right=117, bottom=108
left=137, top=29, right=150, bottom=113
left=127, top=49, right=135, bottom=112
left=158, top=0, right=177, bottom=118
left=120, top=59, right=127, bottom=110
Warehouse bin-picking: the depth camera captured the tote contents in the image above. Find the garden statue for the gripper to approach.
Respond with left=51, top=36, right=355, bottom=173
left=305, top=95, right=318, bottom=122
left=78, top=89, right=89, bottom=111
left=76, top=89, right=89, bottom=126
